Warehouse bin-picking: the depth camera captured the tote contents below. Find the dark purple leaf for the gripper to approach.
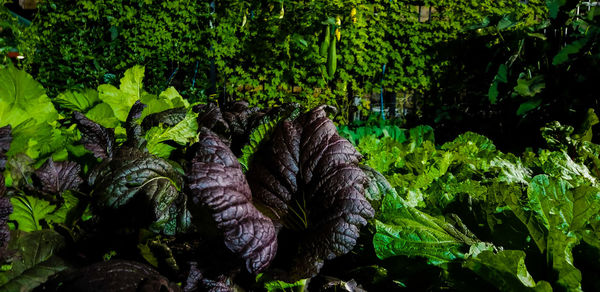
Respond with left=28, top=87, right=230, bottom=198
left=247, top=106, right=374, bottom=280
left=186, top=128, right=277, bottom=274
left=194, top=103, right=231, bottom=144
left=34, top=158, right=83, bottom=195
left=88, top=147, right=188, bottom=235
left=124, top=100, right=147, bottom=149
left=73, top=111, right=115, bottom=159
left=39, top=260, right=180, bottom=292
left=0, top=196, right=12, bottom=251
left=0, top=125, right=12, bottom=170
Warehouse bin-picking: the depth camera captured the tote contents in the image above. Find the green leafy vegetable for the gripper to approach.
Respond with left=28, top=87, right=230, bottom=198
left=9, top=195, right=56, bottom=232
left=0, top=230, right=67, bottom=291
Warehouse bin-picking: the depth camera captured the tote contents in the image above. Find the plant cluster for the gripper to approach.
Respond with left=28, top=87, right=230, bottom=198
left=0, top=66, right=375, bottom=291
left=339, top=111, right=600, bottom=291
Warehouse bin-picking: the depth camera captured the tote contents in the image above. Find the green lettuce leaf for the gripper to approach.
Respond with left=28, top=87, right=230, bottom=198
left=144, top=109, right=198, bottom=158
left=0, top=230, right=67, bottom=291
left=98, top=65, right=154, bottom=122
left=464, top=250, right=552, bottom=291
left=0, top=65, right=58, bottom=128
left=8, top=195, right=56, bottom=232
left=373, top=189, right=476, bottom=265
left=85, top=102, right=120, bottom=129
left=140, top=86, right=189, bottom=119
left=54, top=88, right=100, bottom=112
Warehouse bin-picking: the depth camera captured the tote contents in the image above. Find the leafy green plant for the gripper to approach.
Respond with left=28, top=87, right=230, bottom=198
left=350, top=119, right=600, bottom=291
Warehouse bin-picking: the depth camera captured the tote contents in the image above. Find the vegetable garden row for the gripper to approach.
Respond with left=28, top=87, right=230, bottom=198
left=1, top=0, right=600, bottom=291
left=1, top=64, right=599, bottom=291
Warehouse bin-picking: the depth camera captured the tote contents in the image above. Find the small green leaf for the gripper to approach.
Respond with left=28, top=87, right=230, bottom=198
left=516, top=98, right=542, bottom=116
left=553, top=38, right=587, bottom=65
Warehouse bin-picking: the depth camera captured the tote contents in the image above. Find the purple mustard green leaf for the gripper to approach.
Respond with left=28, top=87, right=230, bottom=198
left=0, top=197, right=12, bottom=252
left=247, top=105, right=374, bottom=280
left=88, top=147, right=188, bottom=235
left=38, top=260, right=180, bottom=292
left=124, top=100, right=147, bottom=149
left=186, top=128, right=277, bottom=274
left=34, top=158, right=83, bottom=195
left=0, top=125, right=11, bottom=171
left=73, top=111, right=115, bottom=160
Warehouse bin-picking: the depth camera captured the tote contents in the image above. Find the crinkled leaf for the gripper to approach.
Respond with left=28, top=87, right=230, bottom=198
left=0, top=125, right=11, bottom=171
left=187, top=128, right=277, bottom=274
left=247, top=106, right=374, bottom=280
left=124, top=100, right=147, bottom=149
left=89, top=147, right=188, bottom=235
left=73, top=111, right=115, bottom=160
left=0, top=197, right=12, bottom=250
left=194, top=103, right=231, bottom=142
left=98, top=65, right=154, bottom=122
left=0, top=229, right=67, bottom=291
left=373, top=190, right=472, bottom=265
left=464, top=250, right=552, bottom=291
left=238, top=115, right=286, bottom=172
left=541, top=151, right=596, bottom=186
left=34, top=158, right=82, bottom=195
left=38, top=260, right=179, bottom=292
left=54, top=88, right=100, bottom=112
left=0, top=66, right=58, bottom=128
left=145, top=109, right=198, bottom=158
left=408, top=125, right=434, bottom=150
left=6, top=153, right=34, bottom=189
left=527, top=175, right=583, bottom=291
left=9, top=195, right=56, bottom=232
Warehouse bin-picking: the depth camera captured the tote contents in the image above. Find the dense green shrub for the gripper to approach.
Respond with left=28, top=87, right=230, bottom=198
left=15, top=0, right=546, bottom=122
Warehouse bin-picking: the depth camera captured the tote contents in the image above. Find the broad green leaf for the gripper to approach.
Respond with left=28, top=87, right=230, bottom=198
left=500, top=182, right=549, bottom=252
left=553, top=38, right=587, bottom=65
left=45, top=191, right=81, bottom=226
left=0, top=66, right=58, bottom=128
left=516, top=98, right=542, bottom=116
left=145, top=110, right=198, bottom=158
left=6, top=120, right=66, bottom=160
left=98, top=65, right=153, bottom=121
left=373, top=190, right=474, bottom=265
left=138, top=243, right=159, bottom=268
left=85, top=102, right=120, bottom=129
left=491, top=157, right=532, bottom=185
left=0, top=230, right=68, bottom=291
left=527, top=175, right=583, bottom=291
left=547, top=0, right=567, bottom=19
left=489, top=64, right=507, bottom=104
left=408, top=125, right=434, bottom=150
left=541, top=151, right=596, bottom=186
left=464, top=250, right=552, bottom=292
left=9, top=195, right=57, bottom=232
left=54, top=88, right=100, bottom=112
